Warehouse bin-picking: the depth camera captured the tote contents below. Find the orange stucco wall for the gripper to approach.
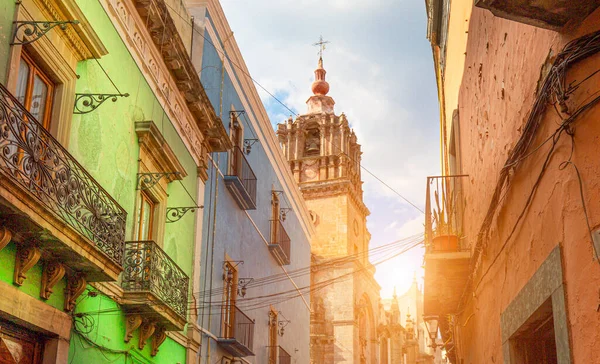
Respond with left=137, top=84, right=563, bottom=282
left=453, top=6, right=600, bottom=364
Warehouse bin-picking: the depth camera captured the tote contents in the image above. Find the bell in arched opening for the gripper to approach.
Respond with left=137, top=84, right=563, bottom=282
left=305, top=128, right=320, bottom=156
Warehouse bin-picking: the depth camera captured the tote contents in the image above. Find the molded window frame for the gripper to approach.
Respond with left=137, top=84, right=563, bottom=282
left=5, top=0, right=107, bottom=147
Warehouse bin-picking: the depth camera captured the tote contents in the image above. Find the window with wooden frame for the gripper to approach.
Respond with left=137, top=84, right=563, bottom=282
left=135, top=191, right=156, bottom=241
left=268, top=308, right=278, bottom=364
left=221, top=261, right=239, bottom=339
left=15, top=51, right=54, bottom=129
left=270, top=191, right=280, bottom=242
left=7, top=0, right=107, bottom=146
left=229, top=112, right=244, bottom=176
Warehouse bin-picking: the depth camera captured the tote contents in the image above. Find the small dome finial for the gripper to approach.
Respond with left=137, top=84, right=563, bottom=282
left=311, top=57, right=329, bottom=96
left=311, top=36, right=330, bottom=96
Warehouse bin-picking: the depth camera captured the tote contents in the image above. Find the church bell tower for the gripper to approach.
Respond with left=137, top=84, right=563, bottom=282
left=277, top=56, right=380, bottom=363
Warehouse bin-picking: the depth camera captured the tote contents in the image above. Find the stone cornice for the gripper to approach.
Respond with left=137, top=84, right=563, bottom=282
left=203, top=1, right=316, bottom=239
left=135, top=121, right=187, bottom=180
left=299, top=179, right=370, bottom=217
left=133, top=0, right=231, bottom=153
left=30, top=0, right=108, bottom=59
left=100, top=0, right=230, bottom=178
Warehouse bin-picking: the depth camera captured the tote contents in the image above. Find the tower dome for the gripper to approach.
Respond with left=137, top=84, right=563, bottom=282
left=311, top=57, right=330, bottom=96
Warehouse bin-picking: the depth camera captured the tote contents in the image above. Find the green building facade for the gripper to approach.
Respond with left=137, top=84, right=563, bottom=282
left=0, top=0, right=228, bottom=363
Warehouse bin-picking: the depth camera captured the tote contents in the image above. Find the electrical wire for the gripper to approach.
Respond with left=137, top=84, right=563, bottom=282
left=160, top=0, right=424, bottom=214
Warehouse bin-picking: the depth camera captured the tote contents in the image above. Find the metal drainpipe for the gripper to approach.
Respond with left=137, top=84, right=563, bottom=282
left=205, top=153, right=220, bottom=363
left=199, top=155, right=215, bottom=363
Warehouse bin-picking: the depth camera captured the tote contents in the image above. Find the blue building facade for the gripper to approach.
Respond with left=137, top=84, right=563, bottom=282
left=186, top=1, right=315, bottom=363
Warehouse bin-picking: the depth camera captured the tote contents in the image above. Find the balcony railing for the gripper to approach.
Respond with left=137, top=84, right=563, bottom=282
left=269, top=219, right=291, bottom=265
left=278, top=346, right=291, bottom=364
left=0, top=83, right=126, bottom=265
left=425, top=175, right=469, bottom=253
left=224, top=146, right=257, bottom=210
left=218, top=305, right=255, bottom=357
left=122, top=241, right=189, bottom=320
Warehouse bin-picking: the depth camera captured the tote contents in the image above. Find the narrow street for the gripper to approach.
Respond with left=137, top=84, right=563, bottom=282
left=0, top=0, right=599, bottom=363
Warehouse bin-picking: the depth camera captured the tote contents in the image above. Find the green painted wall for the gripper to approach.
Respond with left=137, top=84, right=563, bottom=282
left=64, top=0, right=199, bottom=362
left=0, top=242, right=66, bottom=311
left=71, top=0, right=198, bottom=276
left=68, top=291, right=186, bottom=364
left=0, top=1, right=15, bottom=84
left=0, top=0, right=198, bottom=362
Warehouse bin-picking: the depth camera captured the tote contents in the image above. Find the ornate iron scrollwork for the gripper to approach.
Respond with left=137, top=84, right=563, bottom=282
left=237, top=277, right=254, bottom=297
left=243, top=138, right=258, bottom=155
left=11, top=20, right=80, bottom=46
left=0, top=84, right=127, bottom=265
left=73, top=93, right=129, bottom=115
left=165, top=206, right=203, bottom=223
left=136, top=172, right=181, bottom=190
left=122, top=241, right=189, bottom=319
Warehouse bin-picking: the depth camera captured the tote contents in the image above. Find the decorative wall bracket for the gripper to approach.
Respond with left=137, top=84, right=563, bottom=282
left=40, top=261, right=65, bottom=300
left=11, top=20, right=80, bottom=45
left=73, top=93, right=129, bottom=114
left=166, top=206, right=203, bottom=223
left=138, top=320, right=156, bottom=350
left=14, top=245, right=41, bottom=286
left=280, top=208, right=292, bottom=222
left=278, top=317, right=291, bottom=337
left=124, top=315, right=143, bottom=343
left=243, top=139, right=258, bottom=155
left=150, top=326, right=167, bottom=356
left=136, top=172, right=181, bottom=190
left=229, top=110, right=245, bottom=120
left=237, top=278, right=254, bottom=297
left=64, top=273, right=87, bottom=312
left=0, top=226, right=12, bottom=252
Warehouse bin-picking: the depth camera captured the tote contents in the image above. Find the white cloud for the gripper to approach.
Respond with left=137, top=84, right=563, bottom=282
left=220, top=0, right=439, bottom=297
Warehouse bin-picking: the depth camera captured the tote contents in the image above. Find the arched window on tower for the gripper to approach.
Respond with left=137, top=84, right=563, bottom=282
left=305, top=128, right=320, bottom=156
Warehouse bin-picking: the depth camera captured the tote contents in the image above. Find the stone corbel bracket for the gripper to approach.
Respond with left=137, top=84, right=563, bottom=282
left=64, top=273, right=87, bottom=312
left=138, top=320, right=156, bottom=350
left=0, top=226, right=12, bottom=251
left=151, top=326, right=167, bottom=356
left=124, top=315, right=167, bottom=355
left=14, top=244, right=41, bottom=286
left=41, top=261, right=66, bottom=299
left=125, top=314, right=143, bottom=343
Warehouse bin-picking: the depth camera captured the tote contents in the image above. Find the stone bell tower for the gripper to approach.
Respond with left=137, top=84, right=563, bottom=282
left=277, top=57, right=380, bottom=363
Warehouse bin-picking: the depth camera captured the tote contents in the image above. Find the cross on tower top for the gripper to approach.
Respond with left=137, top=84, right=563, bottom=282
left=313, top=35, right=330, bottom=58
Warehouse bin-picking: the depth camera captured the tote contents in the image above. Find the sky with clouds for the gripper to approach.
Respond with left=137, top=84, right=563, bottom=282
left=220, top=0, right=440, bottom=298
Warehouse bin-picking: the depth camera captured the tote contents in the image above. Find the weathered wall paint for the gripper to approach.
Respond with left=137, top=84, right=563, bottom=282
left=69, top=291, right=185, bottom=364
left=0, top=242, right=67, bottom=311
left=449, top=6, right=600, bottom=364
left=197, top=13, right=312, bottom=364
left=0, top=1, right=15, bottom=85
left=72, top=0, right=198, bottom=275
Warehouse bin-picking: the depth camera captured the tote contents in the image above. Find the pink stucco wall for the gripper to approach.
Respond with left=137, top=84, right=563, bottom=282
left=453, top=6, right=600, bottom=363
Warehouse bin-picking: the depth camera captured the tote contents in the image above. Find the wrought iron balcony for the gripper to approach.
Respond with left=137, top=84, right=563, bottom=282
left=224, top=146, right=257, bottom=210
left=122, top=240, right=189, bottom=330
left=424, top=175, right=470, bottom=317
left=269, top=219, right=291, bottom=266
left=217, top=304, right=255, bottom=357
left=0, top=82, right=126, bottom=280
